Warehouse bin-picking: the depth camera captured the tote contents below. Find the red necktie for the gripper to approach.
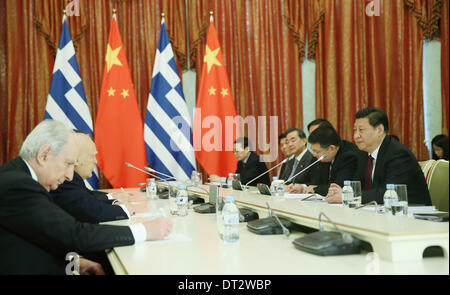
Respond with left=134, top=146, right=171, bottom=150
left=365, top=155, right=374, bottom=190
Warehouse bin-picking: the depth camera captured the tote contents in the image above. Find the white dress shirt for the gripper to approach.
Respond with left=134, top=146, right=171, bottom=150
left=23, top=158, right=146, bottom=243
left=369, top=143, right=382, bottom=181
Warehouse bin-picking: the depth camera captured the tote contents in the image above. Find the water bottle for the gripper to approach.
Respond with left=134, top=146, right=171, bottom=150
left=191, top=171, right=201, bottom=186
left=216, top=195, right=225, bottom=239
left=146, top=178, right=158, bottom=200
left=169, top=186, right=178, bottom=215
left=342, top=180, right=354, bottom=206
left=383, top=184, right=398, bottom=214
left=221, top=196, right=240, bottom=242
left=176, top=184, right=189, bottom=217
left=227, top=173, right=234, bottom=188
left=274, top=179, right=285, bottom=197
left=270, top=177, right=279, bottom=193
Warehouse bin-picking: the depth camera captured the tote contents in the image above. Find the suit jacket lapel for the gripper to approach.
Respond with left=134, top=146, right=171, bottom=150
left=281, top=158, right=295, bottom=180
left=296, top=151, right=310, bottom=174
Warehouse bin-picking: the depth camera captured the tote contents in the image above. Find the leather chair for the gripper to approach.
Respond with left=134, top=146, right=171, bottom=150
left=419, top=160, right=449, bottom=212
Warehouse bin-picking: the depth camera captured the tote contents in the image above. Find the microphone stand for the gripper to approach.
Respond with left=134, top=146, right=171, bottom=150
left=244, top=158, right=288, bottom=187
left=285, top=154, right=327, bottom=184
left=266, top=202, right=290, bottom=237
left=125, top=162, right=159, bottom=179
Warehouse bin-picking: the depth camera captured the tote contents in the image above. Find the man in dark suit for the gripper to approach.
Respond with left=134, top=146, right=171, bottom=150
left=326, top=107, right=431, bottom=206
left=50, top=131, right=134, bottom=223
left=277, top=131, right=293, bottom=178
left=279, top=128, right=316, bottom=185
left=298, top=126, right=364, bottom=196
left=0, top=120, right=172, bottom=274
left=234, top=137, right=271, bottom=186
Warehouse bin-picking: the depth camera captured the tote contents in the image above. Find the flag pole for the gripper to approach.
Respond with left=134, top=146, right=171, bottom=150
left=210, top=11, right=214, bottom=22
left=112, top=8, right=117, bottom=20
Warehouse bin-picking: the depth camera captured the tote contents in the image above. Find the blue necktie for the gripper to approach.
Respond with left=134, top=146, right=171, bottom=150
left=288, top=159, right=299, bottom=181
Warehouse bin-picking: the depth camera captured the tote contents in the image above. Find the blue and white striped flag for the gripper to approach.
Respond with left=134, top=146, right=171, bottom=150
left=44, top=15, right=99, bottom=189
left=144, top=20, right=196, bottom=181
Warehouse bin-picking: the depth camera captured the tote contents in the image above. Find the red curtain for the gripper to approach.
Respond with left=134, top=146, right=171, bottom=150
left=0, top=0, right=446, bottom=185
left=0, top=0, right=6, bottom=164
left=311, top=0, right=430, bottom=160
left=189, top=0, right=305, bottom=174
left=0, top=0, right=187, bottom=187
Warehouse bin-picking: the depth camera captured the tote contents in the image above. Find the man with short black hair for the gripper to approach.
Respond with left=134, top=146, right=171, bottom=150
left=233, top=137, right=271, bottom=186
left=307, top=118, right=334, bottom=134
left=279, top=128, right=315, bottom=185
left=326, top=107, right=431, bottom=206
left=288, top=126, right=363, bottom=196
left=277, top=131, right=293, bottom=178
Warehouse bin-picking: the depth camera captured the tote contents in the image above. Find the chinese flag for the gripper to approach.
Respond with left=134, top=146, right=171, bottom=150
left=194, top=18, right=239, bottom=177
left=94, top=15, right=146, bottom=188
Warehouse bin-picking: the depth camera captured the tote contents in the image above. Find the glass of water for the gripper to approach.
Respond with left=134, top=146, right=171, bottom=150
left=347, top=181, right=362, bottom=208
left=391, top=184, right=408, bottom=216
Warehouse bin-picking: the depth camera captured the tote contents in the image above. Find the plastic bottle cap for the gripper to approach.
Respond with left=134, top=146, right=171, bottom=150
left=229, top=173, right=233, bottom=177
left=386, top=184, right=395, bottom=189
left=177, top=184, right=187, bottom=190
left=225, top=196, right=234, bottom=202
left=344, top=180, right=351, bottom=186
left=273, top=177, right=278, bottom=180
left=150, top=178, right=155, bottom=182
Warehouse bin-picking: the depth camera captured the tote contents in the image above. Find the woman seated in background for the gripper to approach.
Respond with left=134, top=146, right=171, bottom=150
left=431, top=134, right=449, bottom=161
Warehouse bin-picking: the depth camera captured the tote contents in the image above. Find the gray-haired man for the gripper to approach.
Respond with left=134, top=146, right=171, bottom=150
left=0, top=120, right=172, bottom=274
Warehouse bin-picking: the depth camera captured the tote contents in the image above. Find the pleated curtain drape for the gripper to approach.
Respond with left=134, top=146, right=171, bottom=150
left=0, top=0, right=447, bottom=187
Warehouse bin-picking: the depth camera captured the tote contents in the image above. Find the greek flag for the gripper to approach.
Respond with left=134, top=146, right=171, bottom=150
left=144, top=20, right=196, bottom=181
left=44, top=15, right=98, bottom=189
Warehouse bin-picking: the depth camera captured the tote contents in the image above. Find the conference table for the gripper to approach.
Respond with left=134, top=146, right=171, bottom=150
left=102, top=184, right=449, bottom=275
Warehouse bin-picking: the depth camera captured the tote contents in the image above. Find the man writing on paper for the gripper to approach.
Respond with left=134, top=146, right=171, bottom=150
left=0, top=120, right=172, bottom=274
left=50, top=130, right=140, bottom=223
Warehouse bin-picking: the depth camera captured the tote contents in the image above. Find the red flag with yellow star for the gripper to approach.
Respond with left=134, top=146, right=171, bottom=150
left=94, top=15, right=146, bottom=188
left=193, top=17, right=239, bottom=177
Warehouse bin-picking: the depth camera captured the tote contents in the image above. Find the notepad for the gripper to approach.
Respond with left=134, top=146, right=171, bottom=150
left=283, top=194, right=324, bottom=201
left=147, top=233, right=192, bottom=243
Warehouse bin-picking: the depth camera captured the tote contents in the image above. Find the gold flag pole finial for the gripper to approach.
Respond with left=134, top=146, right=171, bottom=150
left=63, top=9, right=66, bottom=16
left=209, top=11, right=214, bottom=22
left=113, top=8, right=117, bottom=15
left=161, top=12, right=165, bottom=18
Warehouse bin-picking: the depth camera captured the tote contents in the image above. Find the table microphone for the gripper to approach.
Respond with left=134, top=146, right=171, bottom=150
left=292, top=212, right=361, bottom=256
left=244, top=158, right=288, bottom=187
left=285, top=154, right=327, bottom=184
left=266, top=202, right=290, bottom=237
left=125, top=162, right=173, bottom=197
left=144, top=167, right=176, bottom=180
left=125, top=162, right=159, bottom=179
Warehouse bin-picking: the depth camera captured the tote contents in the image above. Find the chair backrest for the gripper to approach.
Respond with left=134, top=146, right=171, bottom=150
left=419, top=160, right=435, bottom=185
left=425, top=160, right=449, bottom=212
